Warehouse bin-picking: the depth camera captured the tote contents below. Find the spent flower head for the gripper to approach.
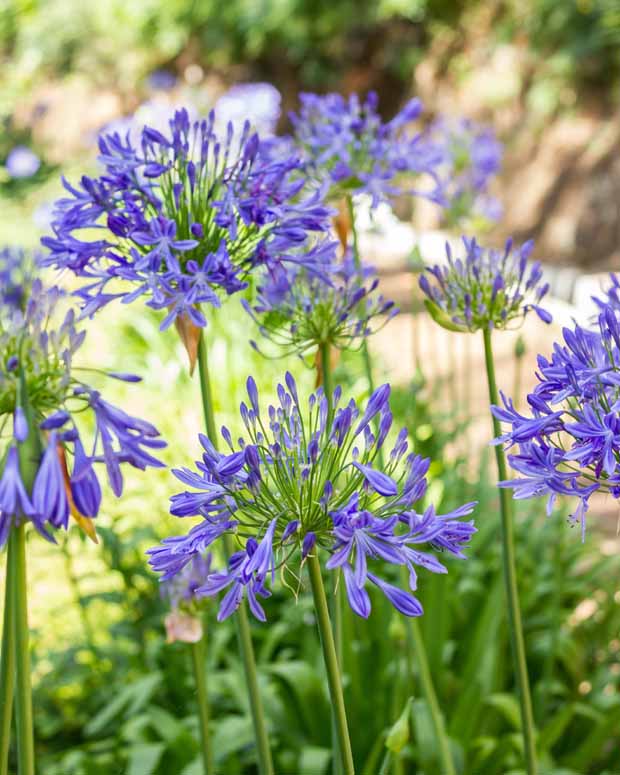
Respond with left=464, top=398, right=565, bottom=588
left=491, top=306, right=620, bottom=538
left=289, top=91, right=441, bottom=207
left=148, top=373, right=476, bottom=621
left=243, top=248, right=398, bottom=358
left=41, top=107, right=334, bottom=331
left=0, top=277, right=165, bottom=546
left=419, top=236, right=552, bottom=333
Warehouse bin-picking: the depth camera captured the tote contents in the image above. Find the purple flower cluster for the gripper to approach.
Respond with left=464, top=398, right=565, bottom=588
left=0, top=279, right=165, bottom=546
left=243, top=248, right=398, bottom=357
left=289, top=91, right=441, bottom=207
left=148, top=373, right=476, bottom=622
left=492, top=307, right=620, bottom=538
left=41, top=108, right=334, bottom=330
left=420, top=117, right=503, bottom=224
left=5, top=145, right=41, bottom=179
left=419, top=236, right=552, bottom=333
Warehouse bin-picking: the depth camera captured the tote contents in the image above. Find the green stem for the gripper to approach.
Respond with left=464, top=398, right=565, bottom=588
left=346, top=195, right=383, bottom=467
left=319, top=342, right=343, bottom=775
left=408, top=618, right=455, bottom=775
left=307, top=553, right=355, bottom=775
left=482, top=327, right=538, bottom=775
left=196, top=330, right=274, bottom=775
left=13, top=525, right=34, bottom=775
left=190, top=637, right=214, bottom=775
left=0, top=536, right=16, bottom=775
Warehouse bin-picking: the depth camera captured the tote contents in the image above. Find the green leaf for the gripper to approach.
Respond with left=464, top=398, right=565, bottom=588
left=299, top=746, right=331, bottom=775
left=127, top=743, right=164, bottom=775
left=212, top=715, right=255, bottom=763
left=484, top=693, right=522, bottom=730
left=385, top=697, right=413, bottom=753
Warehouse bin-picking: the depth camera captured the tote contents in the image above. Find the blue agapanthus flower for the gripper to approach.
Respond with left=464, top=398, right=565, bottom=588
left=148, top=373, right=476, bottom=621
left=419, top=236, right=552, bottom=333
left=41, top=107, right=334, bottom=331
left=243, top=247, right=398, bottom=357
left=0, top=278, right=165, bottom=546
left=420, top=117, right=503, bottom=224
left=288, top=91, right=441, bottom=207
left=5, top=145, right=41, bottom=179
left=491, top=306, right=620, bottom=539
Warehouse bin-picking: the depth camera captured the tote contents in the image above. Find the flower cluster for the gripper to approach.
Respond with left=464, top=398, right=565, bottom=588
left=0, top=279, right=165, bottom=546
left=492, top=306, right=620, bottom=538
left=419, top=236, right=552, bottom=333
left=288, top=91, right=441, bottom=207
left=243, top=249, right=398, bottom=357
left=148, top=373, right=476, bottom=621
left=420, top=117, right=503, bottom=224
left=41, top=107, right=334, bottom=331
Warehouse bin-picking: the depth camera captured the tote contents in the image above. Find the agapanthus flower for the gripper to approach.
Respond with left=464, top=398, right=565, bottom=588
left=491, top=306, right=620, bottom=538
left=215, top=83, right=281, bottom=137
left=5, top=146, right=41, bottom=179
left=148, top=373, right=476, bottom=621
left=0, top=278, right=165, bottom=546
left=243, top=248, right=398, bottom=357
left=420, top=117, right=503, bottom=224
left=288, top=91, right=441, bottom=207
left=40, top=107, right=334, bottom=332
left=593, top=273, right=620, bottom=320
left=419, top=236, right=552, bottom=333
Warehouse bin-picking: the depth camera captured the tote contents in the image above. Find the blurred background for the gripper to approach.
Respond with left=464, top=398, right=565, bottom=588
left=2, top=2, right=620, bottom=774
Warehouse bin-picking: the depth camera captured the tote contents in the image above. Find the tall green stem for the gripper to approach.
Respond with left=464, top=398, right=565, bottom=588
left=13, top=525, right=34, bottom=775
left=190, top=636, right=214, bottom=775
left=307, top=553, right=355, bottom=775
left=346, top=196, right=383, bottom=468
left=196, top=331, right=274, bottom=775
left=0, top=536, right=16, bottom=775
left=482, top=327, right=538, bottom=775
left=319, top=342, right=344, bottom=775
left=408, top=616, right=455, bottom=775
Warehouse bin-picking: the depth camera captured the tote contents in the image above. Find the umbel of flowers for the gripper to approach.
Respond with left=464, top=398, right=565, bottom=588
left=419, top=117, right=503, bottom=225
left=419, top=236, right=551, bottom=333
left=149, top=373, right=476, bottom=622
left=0, top=279, right=165, bottom=545
left=493, top=305, right=620, bottom=539
left=288, top=91, right=441, bottom=207
left=244, top=248, right=397, bottom=360
left=40, top=108, right=334, bottom=336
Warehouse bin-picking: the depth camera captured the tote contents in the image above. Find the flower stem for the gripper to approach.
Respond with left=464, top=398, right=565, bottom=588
left=482, top=327, right=538, bottom=775
left=190, top=636, right=214, bottom=775
left=307, top=553, right=355, bottom=775
left=0, top=534, right=16, bottom=775
left=318, top=342, right=344, bottom=775
left=407, top=616, right=455, bottom=775
left=346, top=195, right=383, bottom=467
left=13, top=524, right=34, bottom=775
left=196, top=330, right=274, bottom=775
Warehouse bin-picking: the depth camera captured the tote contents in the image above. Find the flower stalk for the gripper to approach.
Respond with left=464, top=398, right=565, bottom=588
left=190, top=636, right=214, bottom=775
left=307, top=552, right=355, bottom=775
left=196, top=330, right=274, bottom=775
left=0, top=531, right=16, bottom=775
left=12, top=524, right=34, bottom=775
left=482, top=327, right=538, bottom=775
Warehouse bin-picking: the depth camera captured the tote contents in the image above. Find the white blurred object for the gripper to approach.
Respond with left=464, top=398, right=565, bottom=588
left=215, top=82, right=281, bottom=136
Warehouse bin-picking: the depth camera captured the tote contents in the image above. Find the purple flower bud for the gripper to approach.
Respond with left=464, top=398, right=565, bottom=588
left=356, top=384, right=390, bottom=434
left=40, top=410, right=70, bottom=430
left=6, top=356, right=18, bottom=372
left=353, top=462, right=398, bottom=497
left=246, top=377, right=260, bottom=416
left=106, top=372, right=142, bottom=382
left=281, top=520, right=299, bottom=543
left=13, top=407, right=28, bottom=443
left=302, top=532, right=316, bottom=558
